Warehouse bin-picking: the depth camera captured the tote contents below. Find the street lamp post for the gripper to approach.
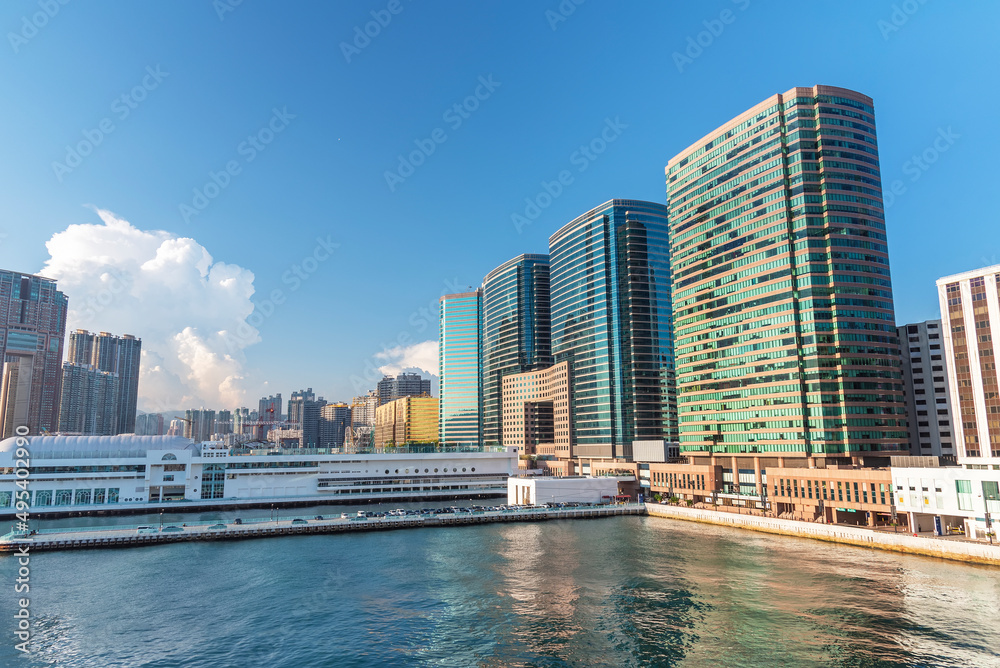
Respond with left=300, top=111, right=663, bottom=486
left=159, top=511, right=163, bottom=532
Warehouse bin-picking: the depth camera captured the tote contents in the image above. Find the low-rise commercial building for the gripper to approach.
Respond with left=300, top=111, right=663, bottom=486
left=507, top=476, right=620, bottom=506
left=892, top=465, right=1000, bottom=538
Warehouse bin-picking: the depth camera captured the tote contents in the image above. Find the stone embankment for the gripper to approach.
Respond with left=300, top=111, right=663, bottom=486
left=646, top=503, right=1000, bottom=566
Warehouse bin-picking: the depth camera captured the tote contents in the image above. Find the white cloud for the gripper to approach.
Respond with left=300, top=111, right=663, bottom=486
left=40, top=208, right=257, bottom=412
left=375, top=340, right=438, bottom=379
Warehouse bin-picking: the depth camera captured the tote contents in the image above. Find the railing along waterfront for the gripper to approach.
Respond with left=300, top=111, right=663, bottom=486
left=0, top=503, right=646, bottom=552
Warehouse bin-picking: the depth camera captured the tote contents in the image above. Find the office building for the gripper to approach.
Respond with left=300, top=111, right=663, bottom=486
left=374, top=396, right=438, bottom=448
left=57, top=363, right=119, bottom=435
left=481, top=254, right=552, bottom=447
left=937, top=264, right=1000, bottom=465
left=501, top=361, right=571, bottom=457
left=665, top=86, right=907, bottom=496
left=0, top=270, right=68, bottom=437
left=439, top=290, right=482, bottom=447
left=377, top=373, right=431, bottom=405
left=549, top=200, right=676, bottom=460
left=65, top=330, right=142, bottom=435
left=898, top=320, right=955, bottom=459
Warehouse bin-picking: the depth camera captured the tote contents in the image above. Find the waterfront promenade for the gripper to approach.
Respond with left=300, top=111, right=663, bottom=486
left=0, top=503, right=644, bottom=553
left=646, top=503, right=1000, bottom=567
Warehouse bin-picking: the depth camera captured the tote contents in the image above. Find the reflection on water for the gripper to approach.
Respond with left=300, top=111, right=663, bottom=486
left=1, top=515, right=998, bottom=667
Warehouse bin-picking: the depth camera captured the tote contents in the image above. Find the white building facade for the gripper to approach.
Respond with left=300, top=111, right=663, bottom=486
left=892, top=465, right=1000, bottom=538
left=0, top=435, right=517, bottom=515
left=507, top=476, right=619, bottom=506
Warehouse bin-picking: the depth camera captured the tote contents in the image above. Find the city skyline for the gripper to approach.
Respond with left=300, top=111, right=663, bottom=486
left=1, top=3, right=997, bottom=411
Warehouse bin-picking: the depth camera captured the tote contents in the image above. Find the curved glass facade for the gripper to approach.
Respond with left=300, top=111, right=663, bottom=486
left=549, top=200, right=675, bottom=459
left=481, top=254, right=552, bottom=447
left=666, top=85, right=906, bottom=458
left=439, top=290, right=481, bottom=447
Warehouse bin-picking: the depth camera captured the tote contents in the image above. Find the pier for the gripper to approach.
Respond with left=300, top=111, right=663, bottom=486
left=0, top=503, right=645, bottom=553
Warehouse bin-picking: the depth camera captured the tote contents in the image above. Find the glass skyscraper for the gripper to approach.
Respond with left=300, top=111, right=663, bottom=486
left=481, top=254, right=552, bottom=447
left=549, top=199, right=675, bottom=459
left=439, top=290, right=482, bottom=446
left=666, top=85, right=907, bottom=462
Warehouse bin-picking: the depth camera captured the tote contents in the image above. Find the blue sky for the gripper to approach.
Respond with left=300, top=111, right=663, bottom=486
left=1, top=0, right=998, bottom=411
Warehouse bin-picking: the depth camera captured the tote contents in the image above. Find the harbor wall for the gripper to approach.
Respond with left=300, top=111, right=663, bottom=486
left=645, top=503, right=1000, bottom=567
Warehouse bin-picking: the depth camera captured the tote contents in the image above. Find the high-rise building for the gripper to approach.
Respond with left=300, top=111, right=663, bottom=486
left=57, top=363, right=119, bottom=435
left=319, top=403, right=351, bottom=449
left=287, top=388, right=314, bottom=428
left=439, top=290, right=482, bottom=447
left=233, top=407, right=256, bottom=436
left=67, top=329, right=94, bottom=365
left=938, top=265, right=1000, bottom=465
left=374, top=396, right=438, bottom=448
left=481, top=254, right=552, bottom=447
left=183, top=409, right=216, bottom=442
left=501, top=361, right=571, bottom=457
left=350, top=391, right=378, bottom=427
left=549, top=200, right=676, bottom=460
left=257, top=394, right=283, bottom=439
left=66, top=330, right=142, bottom=435
left=0, top=270, right=68, bottom=437
left=288, top=389, right=326, bottom=447
left=897, top=320, right=955, bottom=459
left=135, top=412, right=165, bottom=436
left=666, top=86, right=907, bottom=494
left=166, top=418, right=184, bottom=436
left=216, top=409, right=233, bottom=436
left=376, top=373, right=431, bottom=405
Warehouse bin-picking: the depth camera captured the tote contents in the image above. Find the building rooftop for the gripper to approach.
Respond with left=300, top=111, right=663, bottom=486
left=0, top=434, right=197, bottom=459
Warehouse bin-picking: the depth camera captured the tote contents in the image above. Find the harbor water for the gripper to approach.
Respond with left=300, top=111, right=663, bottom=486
left=1, top=508, right=998, bottom=667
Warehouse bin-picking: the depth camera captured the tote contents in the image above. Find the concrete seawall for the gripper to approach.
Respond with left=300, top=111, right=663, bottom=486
left=646, top=504, right=1000, bottom=567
